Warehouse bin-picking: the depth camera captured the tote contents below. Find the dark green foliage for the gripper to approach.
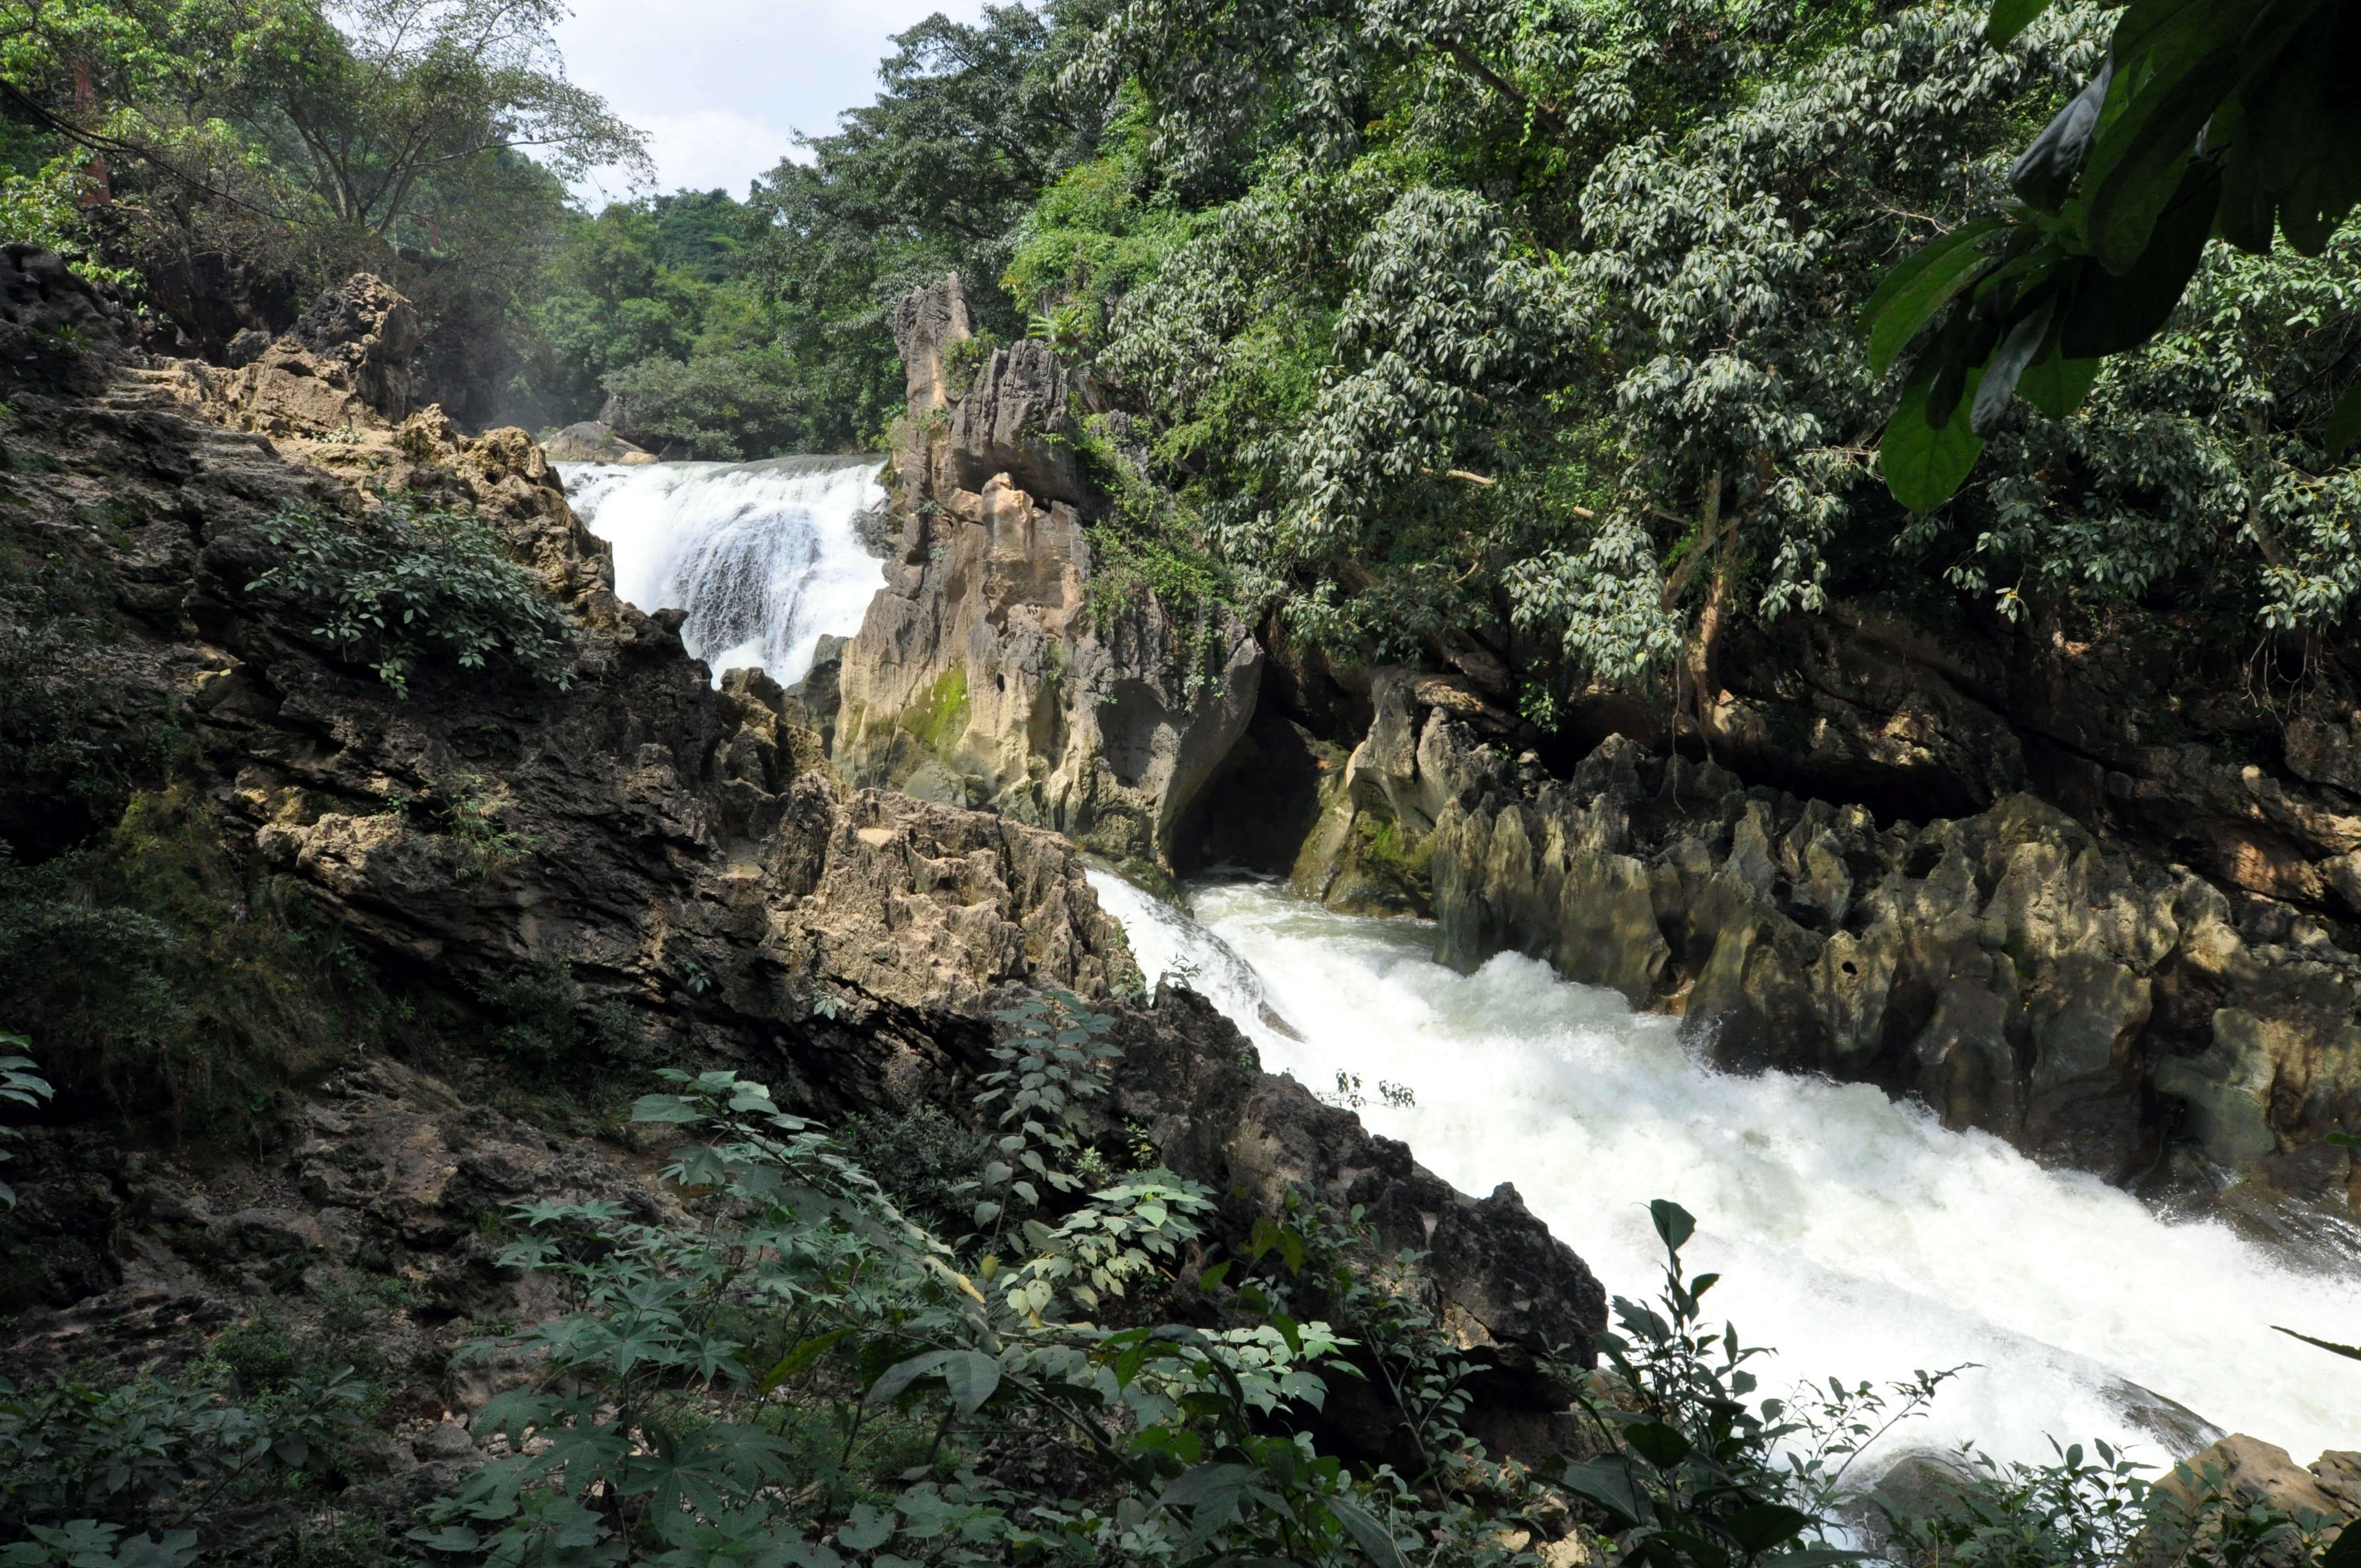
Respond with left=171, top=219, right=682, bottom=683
left=0, top=1042, right=49, bottom=1214
left=742, top=2, right=1112, bottom=450
left=0, top=552, right=184, bottom=856
left=0, top=1353, right=365, bottom=1562
left=247, top=496, right=574, bottom=697
left=599, top=346, right=804, bottom=461
left=834, top=1104, right=994, bottom=1238
left=0, top=791, right=388, bottom=1144
left=1873, top=0, right=2361, bottom=507
left=470, top=957, right=644, bottom=1074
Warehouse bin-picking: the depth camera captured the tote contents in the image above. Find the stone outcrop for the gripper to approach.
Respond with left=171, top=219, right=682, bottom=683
left=540, top=420, right=656, bottom=464
left=830, top=277, right=1261, bottom=870
left=1288, top=670, right=2361, bottom=1191
left=157, top=271, right=421, bottom=438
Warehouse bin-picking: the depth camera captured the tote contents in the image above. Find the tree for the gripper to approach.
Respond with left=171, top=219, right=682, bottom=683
left=1869, top=0, right=2361, bottom=511
left=743, top=1, right=1111, bottom=449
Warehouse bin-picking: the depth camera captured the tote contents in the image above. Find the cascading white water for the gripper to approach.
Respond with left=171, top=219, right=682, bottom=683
left=1089, top=872, right=2361, bottom=1474
left=557, top=456, right=888, bottom=687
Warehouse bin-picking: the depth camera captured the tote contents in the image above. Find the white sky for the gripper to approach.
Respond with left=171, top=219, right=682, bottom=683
left=552, top=0, right=992, bottom=205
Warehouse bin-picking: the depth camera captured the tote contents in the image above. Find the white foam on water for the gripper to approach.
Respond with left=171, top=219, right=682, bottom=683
left=558, top=458, right=886, bottom=687
left=1089, top=870, right=2361, bottom=1472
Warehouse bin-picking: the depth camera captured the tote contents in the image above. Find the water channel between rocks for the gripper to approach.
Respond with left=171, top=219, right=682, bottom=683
left=1089, top=870, right=2361, bottom=1474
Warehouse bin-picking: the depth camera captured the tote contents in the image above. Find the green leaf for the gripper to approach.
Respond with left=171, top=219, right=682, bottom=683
left=838, top=1503, right=896, bottom=1553
left=1726, top=1503, right=1813, bottom=1554
left=864, top=1349, right=952, bottom=1407
left=1881, top=368, right=1988, bottom=512
left=942, top=1349, right=1002, bottom=1415
left=2016, top=352, right=2101, bottom=418
left=1649, top=1199, right=1695, bottom=1253
left=763, top=1329, right=852, bottom=1391
left=631, top=1094, right=704, bottom=1125
left=1559, top=1456, right=1649, bottom=1527
left=1984, top=0, right=2056, bottom=45
left=2321, top=1511, right=2361, bottom=1568
left=1970, top=296, right=2058, bottom=434
left=1862, top=217, right=2007, bottom=375
left=1624, top=1420, right=1695, bottom=1469
left=1329, top=1495, right=1413, bottom=1568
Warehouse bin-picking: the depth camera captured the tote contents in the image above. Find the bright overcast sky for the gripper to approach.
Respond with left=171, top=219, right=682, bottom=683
left=552, top=0, right=991, bottom=205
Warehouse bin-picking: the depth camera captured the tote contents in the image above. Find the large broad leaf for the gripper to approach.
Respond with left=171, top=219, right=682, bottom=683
left=864, top=1349, right=952, bottom=1407
left=2081, top=0, right=2259, bottom=270
left=1862, top=216, right=2007, bottom=374
left=1725, top=1503, right=1813, bottom=1554
left=1624, top=1420, right=1696, bottom=1469
left=2017, top=351, right=2101, bottom=418
left=1881, top=368, right=1987, bottom=513
left=1329, top=1496, right=1413, bottom=1568
left=942, top=1348, right=1002, bottom=1415
left=1649, top=1199, right=1695, bottom=1251
left=2322, top=1511, right=2361, bottom=1568
left=2011, top=65, right=2112, bottom=210
left=2325, top=377, right=2361, bottom=459
left=1559, top=1456, right=1650, bottom=1527
left=1971, top=296, right=2058, bottom=435
left=2060, top=160, right=2219, bottom=357
left=1985, top=0, right=2057, bottom=45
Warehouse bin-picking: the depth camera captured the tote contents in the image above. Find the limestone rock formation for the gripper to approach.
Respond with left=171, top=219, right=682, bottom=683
left=156, top=271, right=421, bottom=437
left=831, top=277, right=1261, bottom=870
left=0, top=262, right=1609, bottom=1478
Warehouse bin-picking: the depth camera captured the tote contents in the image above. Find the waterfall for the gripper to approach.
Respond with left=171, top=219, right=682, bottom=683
left=557, top=455, right=888, bottom=687
left=1090, top=872, right=2361, bottom=1473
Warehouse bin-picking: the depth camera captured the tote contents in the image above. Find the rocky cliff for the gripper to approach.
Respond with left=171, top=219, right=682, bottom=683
left=829, top=277, right=1261, bottom=873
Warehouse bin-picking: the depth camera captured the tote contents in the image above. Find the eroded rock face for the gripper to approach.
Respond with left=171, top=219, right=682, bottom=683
left=1301, top=680, right=2361, bottom=1190
left=832, top=277, right=1262, bottom=870
left=156, top=271, right=421, bottom=437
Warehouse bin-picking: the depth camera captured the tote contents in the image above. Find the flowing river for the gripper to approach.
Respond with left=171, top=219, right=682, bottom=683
left=1089, top=872, right=2361, bottom=1474
left=556, top=456, right=887, bottom=686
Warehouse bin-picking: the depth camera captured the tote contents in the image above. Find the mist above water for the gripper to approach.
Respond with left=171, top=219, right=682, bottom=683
left=558, top=456, right=886, bottom=687
left=1089, top=872, right=2361, bottom=1472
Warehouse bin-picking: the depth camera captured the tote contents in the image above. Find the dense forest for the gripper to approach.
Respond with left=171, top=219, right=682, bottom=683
left=17, top=0, right=2355, bottom=706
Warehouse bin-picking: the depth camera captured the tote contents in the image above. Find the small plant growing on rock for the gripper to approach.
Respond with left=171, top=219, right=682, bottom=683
left=247, top=494, right=574, bottom=696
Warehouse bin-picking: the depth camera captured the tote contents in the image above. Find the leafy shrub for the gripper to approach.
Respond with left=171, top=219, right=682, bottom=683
left=0, top=1358, right=365, bottom=1564
left=247, top=495, right=574, bottom=696
left=470, top=957, right=644, bottom=1072
left=0, top=792, right=394, bottom=1145
left=0, top=1042, right=48, bottom=1212
left=834, top=1104, right=994, bottom=1237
